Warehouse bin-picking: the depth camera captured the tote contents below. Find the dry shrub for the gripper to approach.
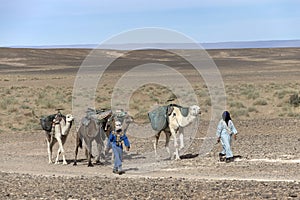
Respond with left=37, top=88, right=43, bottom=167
left=289, top=93, right=299, bottom=107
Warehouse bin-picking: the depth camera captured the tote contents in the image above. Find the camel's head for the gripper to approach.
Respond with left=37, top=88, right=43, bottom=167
left=123, top=114, right=134, bottom=124
left=104, top=110, right=134, bottom=136
left=189, top=105, right=201, bottom=116
left=66, top=114, right=74, bottom=122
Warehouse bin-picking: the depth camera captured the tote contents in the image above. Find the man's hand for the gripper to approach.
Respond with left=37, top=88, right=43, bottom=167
left=126, top=147, right=130, bottom=151
left=217, top=137, right=221, bottom=143
left=233, top=134, right=237, bottom=140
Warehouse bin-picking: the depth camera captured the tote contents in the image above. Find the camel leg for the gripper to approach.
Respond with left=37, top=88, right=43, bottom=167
left=86, top=141, right=93, bottom=167
left=171, top=130, right=180, bottom=160
left=99, top=133, right=106, bottom=161
left=74, top=143, right=79, bottom=166
left=153, top=131, right=161, bottom=159
left=45, top=132, right=54, bottom=164
left=104, top=138, right=112, bottom=162
left=104, top=138, right=110, bottom=160
left=47, top=140, right=54, bottom=164
left=73, top=132, right=81, bottom=166
left=164, top=131, right=171, bottom=159
left=55, top=136, right=67, bottom=165
left=61, top=137, right=68, bottom=165
left=94, top=137, right=102, bottom=164
left=55, top=146, right=61, bottom=164
left=179, top=127, right=184, bottom=150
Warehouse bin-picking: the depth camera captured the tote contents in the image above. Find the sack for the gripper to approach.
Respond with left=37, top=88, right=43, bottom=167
left=148, top=106, right=168, bottom=131
left=40, top=114, right=56, bottom=132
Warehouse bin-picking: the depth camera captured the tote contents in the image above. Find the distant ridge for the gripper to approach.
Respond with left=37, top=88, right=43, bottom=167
left=202, top=40, right=300, bottom=49
left=7, top=40, right=300, bottom=50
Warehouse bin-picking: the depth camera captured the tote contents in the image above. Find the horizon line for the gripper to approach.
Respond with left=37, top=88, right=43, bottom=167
left=3, top=39, right=300, bottom=50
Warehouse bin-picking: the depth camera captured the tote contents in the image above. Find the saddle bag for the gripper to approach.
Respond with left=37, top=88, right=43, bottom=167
left=40, top=114, right=56, bottom=132
left=148, top=106, right=169, bottom=132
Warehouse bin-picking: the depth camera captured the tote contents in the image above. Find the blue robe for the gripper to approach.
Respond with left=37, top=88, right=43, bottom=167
left=216, top=119, right=237, bottom=158
left=107, top=130, right=130, bottom=171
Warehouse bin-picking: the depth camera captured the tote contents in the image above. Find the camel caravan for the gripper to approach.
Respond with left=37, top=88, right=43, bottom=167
left=40, top=108, right=134, bottom=166
left=40, top=102, right=201, bottom=166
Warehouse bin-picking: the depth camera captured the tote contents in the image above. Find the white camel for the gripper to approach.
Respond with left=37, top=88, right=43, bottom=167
left=45, top=114, right=74, bottom=165
left=152, top=104, right=201, bottom=160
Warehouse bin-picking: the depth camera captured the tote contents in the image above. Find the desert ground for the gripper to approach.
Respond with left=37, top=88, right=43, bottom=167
left=0, top=47, right=300, bottom=199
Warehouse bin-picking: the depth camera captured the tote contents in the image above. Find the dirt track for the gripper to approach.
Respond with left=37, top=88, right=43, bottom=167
left=1, top=119, right=300, bottom=199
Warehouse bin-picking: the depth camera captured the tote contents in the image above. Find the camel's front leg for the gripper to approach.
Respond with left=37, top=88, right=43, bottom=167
left=85, top=142, right=93, bottom=167
left=95, top=137, right=104, bottom=164
left=179, top=127, right=184, bottom=150
left=104, top=138, right=111, bottom=161
left=55, top=137, right=67, bottom=165
left=171, top=130, right=180, bottom=160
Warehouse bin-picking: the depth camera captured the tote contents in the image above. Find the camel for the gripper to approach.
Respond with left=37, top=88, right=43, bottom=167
left=43, top=113, right=74, bottom=165
left=74, top=109, right=112, bottom=167
left=105, top=109, right=134, bottom=137
left=149, top=104, right=201, bottom=160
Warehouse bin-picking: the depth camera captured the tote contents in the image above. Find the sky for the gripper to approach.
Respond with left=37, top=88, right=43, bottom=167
left=1, top=0, right=299, bottom=46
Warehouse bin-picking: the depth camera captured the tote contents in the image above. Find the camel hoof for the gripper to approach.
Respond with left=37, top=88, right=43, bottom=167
left=73, top=162, right=77, bottom=166
left=95, top=160, right=103, bottom=165
left=173, top=153, right=181, bottom=160
left=88, top=163, right=94, bottom=167
left=63, top=162, right=68, bottom=165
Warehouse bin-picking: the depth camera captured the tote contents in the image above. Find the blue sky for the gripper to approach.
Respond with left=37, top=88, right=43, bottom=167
left=1, top=0, right=299, bottom=46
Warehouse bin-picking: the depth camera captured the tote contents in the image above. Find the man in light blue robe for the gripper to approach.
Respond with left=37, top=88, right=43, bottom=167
left=216, top=111, right=238, bottom=163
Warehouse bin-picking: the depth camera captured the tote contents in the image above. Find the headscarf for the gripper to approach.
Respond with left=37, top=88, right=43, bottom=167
left=115, top=120, right=122, bottom=131
left=222, top=111, right=231, bottom=126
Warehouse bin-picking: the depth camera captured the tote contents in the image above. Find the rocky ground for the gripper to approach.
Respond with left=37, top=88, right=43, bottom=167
left=1, top=118, right=300, bottom=199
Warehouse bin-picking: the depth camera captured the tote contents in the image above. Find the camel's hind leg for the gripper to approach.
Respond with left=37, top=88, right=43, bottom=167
left=153, top=131, right=161, bottom=159
left=47, top=139, right=55, bottom=164
left=164, top=131, right=171, bottom=159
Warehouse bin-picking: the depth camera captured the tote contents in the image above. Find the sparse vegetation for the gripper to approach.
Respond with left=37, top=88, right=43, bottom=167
left=253, top=99, right=268, bottom=106
left=0, top=48, right=300, bottom=132
left=289, top=93, right=299, bottom=107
